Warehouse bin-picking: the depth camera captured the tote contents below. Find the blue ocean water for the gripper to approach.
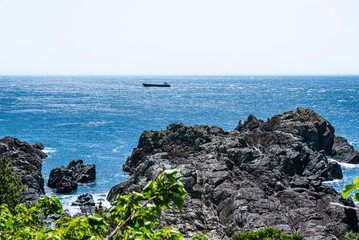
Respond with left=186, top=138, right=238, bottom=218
left=0, top=75, right=358, bottom=209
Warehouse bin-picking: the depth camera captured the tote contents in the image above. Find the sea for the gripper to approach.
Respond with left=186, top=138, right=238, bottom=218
left=0, top=75, right=358, bottom=213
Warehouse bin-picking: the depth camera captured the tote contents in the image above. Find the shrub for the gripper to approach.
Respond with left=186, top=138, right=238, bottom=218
left=0, top=157, right=25, bottom=210
left=191, top=233, right=208, bottom=240
left=234, top=227, right=303, bottom=240
left=345, top=231, right=359, bottom=240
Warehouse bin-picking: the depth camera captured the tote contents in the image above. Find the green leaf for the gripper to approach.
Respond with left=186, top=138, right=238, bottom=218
left=342, top=184, right=356, bottom=199
left=191, top=233, right=208, bottom=240
left=354, top=193, right=359, bottom=202
left=142, top=182, right=154, bottom=199
left=164, top=169, right=179, bottom=178
left=171, top=192, right=185, bottom=211
left=88, top=215, right=103, bottom=224
left=354, top=177, right=359, bottom=189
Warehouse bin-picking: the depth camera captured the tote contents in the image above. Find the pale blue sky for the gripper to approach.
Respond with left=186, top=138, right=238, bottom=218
left=0, top=0, right=358, bottom=75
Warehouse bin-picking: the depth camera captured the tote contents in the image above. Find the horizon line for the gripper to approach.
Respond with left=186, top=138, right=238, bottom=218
left=1, top=74, right=359, bottom=77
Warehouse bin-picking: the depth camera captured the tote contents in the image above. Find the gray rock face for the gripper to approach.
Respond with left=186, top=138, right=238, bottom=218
left=108, top=108, right=357, bottom=239
left=67, top=160, right=96, bottom=183
left=48, top=167, right=78, bottom=193
left=0, top=137, right=47, bottom=202
left=48, top=160, right=95, bottom=193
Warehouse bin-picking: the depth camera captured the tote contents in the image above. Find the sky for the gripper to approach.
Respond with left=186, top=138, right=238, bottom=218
left=0, top=0, right=358, bottom=75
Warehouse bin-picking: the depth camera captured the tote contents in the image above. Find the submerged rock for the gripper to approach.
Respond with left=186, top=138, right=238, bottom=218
left=108, top=108, right=357, bottom=239
left=48, top=160, right=95, bottom=193
left=71, top=194, right=96, bottom=217
left=0, top=137, right=47, bottom=202
left=72, top=193, right=95, bottom=206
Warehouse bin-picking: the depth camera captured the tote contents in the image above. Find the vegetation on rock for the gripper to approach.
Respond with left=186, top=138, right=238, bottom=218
left=345, top=231, right=359, bottom=240
left=234, top=227, right=303, bottom=240
left=0, top=157, right=25, bottom=211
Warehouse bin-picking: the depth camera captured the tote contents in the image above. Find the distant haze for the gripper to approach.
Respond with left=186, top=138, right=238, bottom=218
left=0, top=0, right=358, bottom=75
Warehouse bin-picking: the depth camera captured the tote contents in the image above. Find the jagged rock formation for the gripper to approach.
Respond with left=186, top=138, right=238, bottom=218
left=48, top=160, right=95, bottom=193
left=0, top=137, right=47, bottom=202
left=108, top=108, right=359, bottom=240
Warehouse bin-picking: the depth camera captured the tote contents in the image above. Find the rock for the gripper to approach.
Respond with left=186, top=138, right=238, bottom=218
left=0, top=137, right=46, bottom=202
left=108, top=108, right=357, bottom=239
left=235, top=114, right=264, bottom=132
left=340, top=198, right=359, bottom=232
left=107, top=180, right=132, bottom=202
left=32, top=142, right=45, bottom=150
left=67, top=160, right=96, bottom=183
left=328, top=161, right=343, bottom=179
left=48, top=160, right=95, bottom=194
left=332, top=136, right=359, bottom=164
left=48, top=167, right=78, bottom=193
left=72, top=194, right=95, bottom=206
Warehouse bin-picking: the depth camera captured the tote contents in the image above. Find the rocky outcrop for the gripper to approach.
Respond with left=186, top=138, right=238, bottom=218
left=48, top=160, right=95, bottom=193
left=332, top=136, right=359, bottom=164
left=0, top=137, right=47, bottom=202
left=108, top=108, right=357, bottom=240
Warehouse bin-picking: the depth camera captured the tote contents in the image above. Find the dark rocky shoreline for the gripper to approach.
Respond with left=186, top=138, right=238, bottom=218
left=2, top=107, right=359, bottom=239
left=0, top=138, right=96, bottom=205
left=108, top=108, right=359, bottom=239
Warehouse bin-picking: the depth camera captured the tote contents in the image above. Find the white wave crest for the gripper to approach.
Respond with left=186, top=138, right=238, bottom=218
left=43, top=147, right=56, bottom=154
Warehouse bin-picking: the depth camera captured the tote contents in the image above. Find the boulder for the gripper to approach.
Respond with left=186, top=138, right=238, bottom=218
left=48, top=167, right=78, bottom=193
left=48, top=160, right=95, bottom=194
left=108, top=108, right=357, bottom=239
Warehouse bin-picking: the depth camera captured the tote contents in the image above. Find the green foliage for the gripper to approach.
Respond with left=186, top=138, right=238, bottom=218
left=342, top=177, right=359, bottom=200
left=0, top=157, right=25, bottom=210
left=0, top=169, right=208, bottom=240
left=191, top=233, right=208, bottom=240
left=54, top=215, right=107, bottom=239
left=142, top=169, right=187, bottom=211
left=152, top=226, right=183, bottom=240
left=342, top=178, right=359, bottom=240
left=345, top=231, right=359, bottom=240
left=343, top=184, right=356, bottom=200
left=0, top=202, right=43, bottom=239
left=37, top=195, right=63, bottom=217
left=107, top=168, right=188, bottom=239
left=234, top=227, right=303, bottom=240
